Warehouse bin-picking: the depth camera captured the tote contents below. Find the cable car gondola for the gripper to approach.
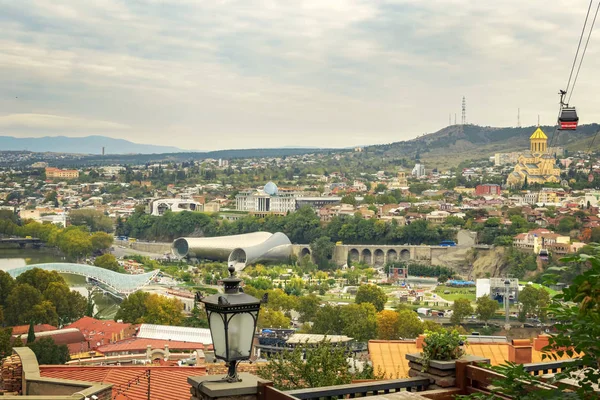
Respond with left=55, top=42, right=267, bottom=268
left=559, top=107, right=579, bottom=130
left=558, top=90, right=579, bottom=130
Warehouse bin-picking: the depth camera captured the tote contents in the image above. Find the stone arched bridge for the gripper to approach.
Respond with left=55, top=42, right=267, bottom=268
left=292, top=244, right=454, bottom=267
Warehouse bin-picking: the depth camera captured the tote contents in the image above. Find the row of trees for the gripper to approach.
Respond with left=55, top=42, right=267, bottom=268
left=117, top=206, right=455, bottom=245
left=0, top=269, right=87, bottom=326
left=0, top=218, right=113, bottom=260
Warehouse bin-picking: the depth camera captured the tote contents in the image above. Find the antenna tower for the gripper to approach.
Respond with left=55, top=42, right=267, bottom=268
left=517, top=108, right=521, bottom=127
left=461, top=96, right=466, bottom=125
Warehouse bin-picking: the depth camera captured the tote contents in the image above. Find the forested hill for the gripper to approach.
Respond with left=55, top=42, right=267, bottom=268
left=362, top=123, right=600, bottom=168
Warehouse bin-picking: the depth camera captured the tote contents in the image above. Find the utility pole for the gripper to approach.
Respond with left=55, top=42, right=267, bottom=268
left=504, top=278, right=511, bottom=331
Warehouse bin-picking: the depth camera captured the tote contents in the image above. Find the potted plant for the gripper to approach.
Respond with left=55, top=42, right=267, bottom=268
left=420, top=329, right=465, bottom=371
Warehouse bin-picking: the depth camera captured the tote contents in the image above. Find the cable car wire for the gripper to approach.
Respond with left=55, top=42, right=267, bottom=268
left=550, top=0, right=595, bottom=149
left=568, top=1, right=600, bottom=104
left=565, top=0, right=593, bottom=95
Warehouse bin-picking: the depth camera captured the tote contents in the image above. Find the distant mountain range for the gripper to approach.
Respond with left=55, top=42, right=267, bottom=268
left=0, top=135, right=187, bottom=154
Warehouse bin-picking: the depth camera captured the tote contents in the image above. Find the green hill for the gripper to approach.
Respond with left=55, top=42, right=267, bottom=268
left=363, top=123, right=600, bottom=169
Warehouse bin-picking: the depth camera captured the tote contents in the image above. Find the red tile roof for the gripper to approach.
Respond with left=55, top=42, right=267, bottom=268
left=65, top=317, right=133, bottom=348
left=10, top=324, right=57, bottom=336
left=40, top=365, right=206, bottom=400
left=97, top=338, right=207, bottom=354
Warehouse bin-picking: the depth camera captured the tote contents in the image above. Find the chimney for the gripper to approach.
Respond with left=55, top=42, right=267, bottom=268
left=534, top=334, right=550, bottom=352
left=416, top=334, right=426, bottom=349
left=508, top=339, right=532, bottom=364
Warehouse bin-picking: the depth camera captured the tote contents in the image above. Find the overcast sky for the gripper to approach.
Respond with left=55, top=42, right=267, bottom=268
left=1, top=0, right=600, bottom=151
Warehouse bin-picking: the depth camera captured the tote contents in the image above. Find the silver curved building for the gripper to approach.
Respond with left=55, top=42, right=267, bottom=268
left=172, top=232, right=292, bottom=270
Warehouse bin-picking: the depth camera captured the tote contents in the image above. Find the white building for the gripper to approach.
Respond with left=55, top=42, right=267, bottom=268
left=150, top=199, right=202, bottom=216
left=235, top=182, right=302, bottom=213
left=412, top=163, right=426, bottom=178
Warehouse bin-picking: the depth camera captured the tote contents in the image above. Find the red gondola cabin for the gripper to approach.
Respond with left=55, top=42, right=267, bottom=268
left=559, top=107, right=578, bottom=130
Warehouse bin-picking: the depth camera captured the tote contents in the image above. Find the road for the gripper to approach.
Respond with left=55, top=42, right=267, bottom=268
left=111, top=245, right=165, bottom=259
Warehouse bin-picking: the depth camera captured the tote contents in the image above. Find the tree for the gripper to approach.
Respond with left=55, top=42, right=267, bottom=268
left=475, top=296, right=499, bottom=327
left=422, top=320, right=445, bottom=333
left=556, top=216, right=578, bottom=234
left=57, top=228, right=93, bottom=260
left=94, top=254, right=120, bottom=271
left=15, top=268, right=64, bottom=294
left=355, top=284, right=387, bottom=312
left=397, top=310, right=424, bottom=338
left=27, top=322, right=36, bottom=344
left=114, top=291, right=150, bottom=323
left=28, top=337, right=70, bottom=364
left=142, top=294, right=185, bottom=325
left=340, top=303, right=378, bottom=342
left=258, top=308, right=291, bottom=329
left=90, top=232, right=114, bottom=253
left=310, top=236, right=335, bottom=270
left=69, top=209, right=114, bottom=233
left=296, top=294, right=321, bottom=323
left=4, top=283, right=43, bottom=325
left=0, top=271, right=14, bottom=307
left=30, top=300, right=59, bottom=326
left=257, top=340, right=377, bottom=390
left=184, top=305, right=209, bottom=328
left=518, top=285, right=550, bottom=322
left=312, top=304, right=344, bottom=335
left=450, top=298, right=474, bottom=325
left=0, top=328, right=13, bottom=359
left=377, top=310, right=400, bottom=340
left=43, top=282, right=86, bottom=325
left=341, top=195, right=357, bottom=206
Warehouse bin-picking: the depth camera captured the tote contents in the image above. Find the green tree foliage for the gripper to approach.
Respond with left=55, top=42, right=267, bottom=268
left=340, top=194, right=357, bottom=206
left=16, top=268, right=64, bottom=293
left=475, top=296, right=499, bottom=326
left=94, top=254, right=120, bottom=271
left=184, top=305, right=209, bottom=328
left=115, top=291, right=150, bottom=323
left=43, top=282, right=87, bottom=325
left=503, top=247, right=538, bottom=279
left=90, top=232, right=114, bottom=253
left=0, top=328, right=13, bottom=359
left=297, top=294, right=321, bottom=323
left=556, top=216, right=579, bottom=234
left=386, top=262, right=454, bottom=278
left=28, top=337, right=70, bottom=365
left=56, top=227, right=93, bottom=260
left=310, top=236, right=335, bottom=270
left=257, top=308, right=291, bottom=329
left=355, top=284, right=388, bottom=312
left=397, top=310, right=424, bottom=339
left=450, top=298, right=474, bottom=325
left=376, top=310, right=400, bottom=340
left=27, top=322, right=36, bottom=344
left=340, top=303, right=378, bottom=342
left=5, top=284, right=43, bottom=325
left=311, top=304, right=344, bottom=335
left=69, top=209, right=114, bottom=233
left=518, top=285, right=550, bottom=322
left=114, top=291, right=184, bottom=325
left=143, top=294, right=185, bottom=325
left=257, top=341, right=378, bottom=390
left=0, top=270, right=14, bottom=306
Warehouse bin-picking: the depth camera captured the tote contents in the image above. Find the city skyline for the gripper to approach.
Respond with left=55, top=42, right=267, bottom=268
left=1, top=1, right=599, bottom=150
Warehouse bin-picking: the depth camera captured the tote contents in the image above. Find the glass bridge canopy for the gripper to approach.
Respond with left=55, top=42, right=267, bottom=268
left=5, top=263, right=160, bottom=295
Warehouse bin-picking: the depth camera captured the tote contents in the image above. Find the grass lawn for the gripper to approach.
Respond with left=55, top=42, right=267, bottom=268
left=519, top=281, right=560, bottom=297
left=433, top=285, right=476, bottom=303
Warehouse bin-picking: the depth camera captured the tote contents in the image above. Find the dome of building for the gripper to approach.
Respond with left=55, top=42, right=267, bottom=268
left=264, top=181, right=278, bottom=195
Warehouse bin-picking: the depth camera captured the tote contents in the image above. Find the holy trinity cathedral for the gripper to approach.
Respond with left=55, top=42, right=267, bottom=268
left=506, top=127, right=561, bottom=187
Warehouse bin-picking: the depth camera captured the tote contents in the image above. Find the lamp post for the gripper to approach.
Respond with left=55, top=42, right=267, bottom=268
left=197, top=265, right=266, bottom=383
left=504, top=279, right=511, bottom=331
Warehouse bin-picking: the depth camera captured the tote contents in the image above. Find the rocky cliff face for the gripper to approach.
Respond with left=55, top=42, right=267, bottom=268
left=470, top=247, right=510, bottom=279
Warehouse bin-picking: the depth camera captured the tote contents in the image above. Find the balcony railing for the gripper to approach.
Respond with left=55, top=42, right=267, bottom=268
left=261, top=377, right=431, bottom=400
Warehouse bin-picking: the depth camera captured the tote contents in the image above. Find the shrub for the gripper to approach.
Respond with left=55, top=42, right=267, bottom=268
left=421, top=329, right=465, bottom=371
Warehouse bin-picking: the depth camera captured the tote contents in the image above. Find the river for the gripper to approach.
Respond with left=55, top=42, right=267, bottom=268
left=0, top=247, right=120, bottom=319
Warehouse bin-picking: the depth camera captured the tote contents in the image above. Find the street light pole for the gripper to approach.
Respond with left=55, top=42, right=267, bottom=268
left=504, top=279, right=511, bottom=331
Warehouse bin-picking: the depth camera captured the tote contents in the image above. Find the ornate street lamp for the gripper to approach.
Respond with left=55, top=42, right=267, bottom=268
left=197, top=266, right=266, bottom=382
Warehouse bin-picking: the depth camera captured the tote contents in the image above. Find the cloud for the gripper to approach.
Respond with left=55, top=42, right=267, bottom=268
left=0, top=114, right=130, bottom=131
left=1, top=0, right=599, bottom=149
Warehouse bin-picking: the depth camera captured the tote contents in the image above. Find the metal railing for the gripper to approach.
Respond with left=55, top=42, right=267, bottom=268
left=283, top=377, right=430, bottom=400
left=522, top=359, right=583, bottom=376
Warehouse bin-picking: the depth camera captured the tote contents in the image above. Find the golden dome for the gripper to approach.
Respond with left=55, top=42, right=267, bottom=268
left=530, top=127, right=548, bottom=140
